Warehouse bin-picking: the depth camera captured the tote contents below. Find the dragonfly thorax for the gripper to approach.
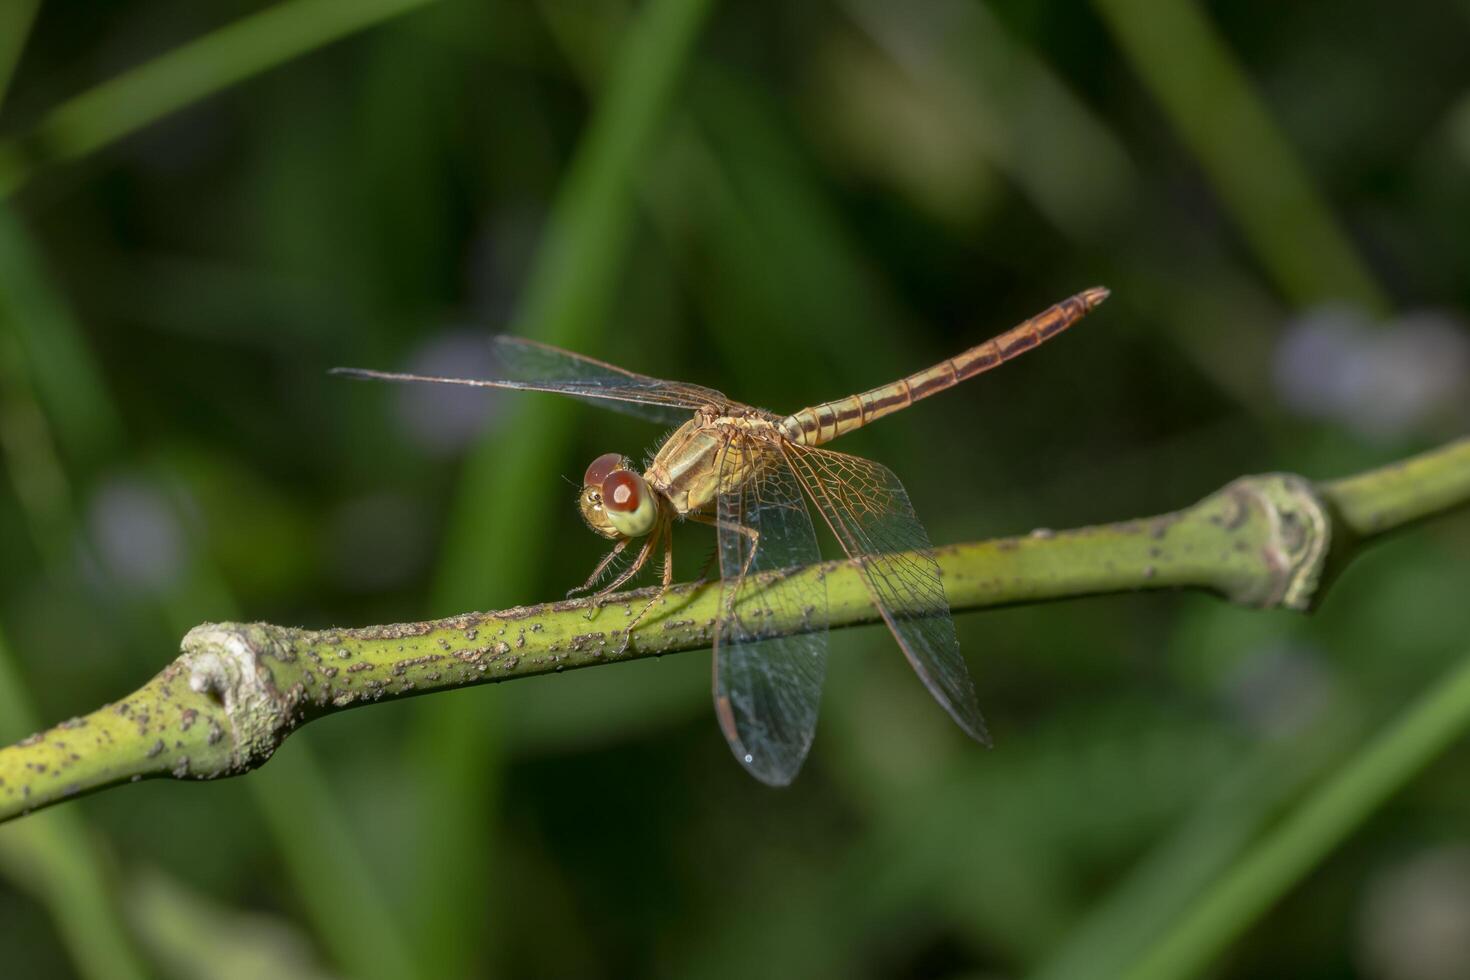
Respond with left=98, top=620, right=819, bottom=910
left=578, top=452, right=661, bottom=539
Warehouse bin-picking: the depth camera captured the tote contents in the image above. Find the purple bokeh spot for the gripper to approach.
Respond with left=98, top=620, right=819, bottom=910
left=1222, top=642, right=1332, bottom=740
left=86, top=476, right=186, bottom=592
left=1275, top=306, right=1470, bottom=441
left=393, top=329, right=505, bottom=457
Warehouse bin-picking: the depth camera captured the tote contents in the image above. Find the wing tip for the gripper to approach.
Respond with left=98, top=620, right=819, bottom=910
left=901, top=650, right=993, bottom=746
left=951, top=706, right=993, bottom=748
left=744, top=755, right=801, bottom=788
left=715, top=693, right=810, bottom=787
left=728, top=733, right=807, bottom=787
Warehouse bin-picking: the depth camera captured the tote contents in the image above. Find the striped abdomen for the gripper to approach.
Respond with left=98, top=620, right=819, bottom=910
left=779, top=286, right=1109, bottom=447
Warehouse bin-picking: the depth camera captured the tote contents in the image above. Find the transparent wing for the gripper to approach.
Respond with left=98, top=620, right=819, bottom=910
left=491, top=336, right=737, bottom=416
left=713, top=436, right=828, bottom=786
left=784, top=444, right=988, bottom=743
left=331, top=335, right=735, bottom=425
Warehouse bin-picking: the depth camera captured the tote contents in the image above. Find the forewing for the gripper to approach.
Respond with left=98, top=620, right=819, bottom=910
left=784, top=444, right=988, bottom=744
left=331, top=335, right=734, bottom=425
left=713, top=438, right=828, bottom=786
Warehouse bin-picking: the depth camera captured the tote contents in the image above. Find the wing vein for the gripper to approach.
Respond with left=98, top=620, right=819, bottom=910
left=782, top=442, right=988, bottom=744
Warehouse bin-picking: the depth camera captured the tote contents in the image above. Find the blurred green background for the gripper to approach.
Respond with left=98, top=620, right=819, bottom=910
left=2, top=1, right=1470, bottom=977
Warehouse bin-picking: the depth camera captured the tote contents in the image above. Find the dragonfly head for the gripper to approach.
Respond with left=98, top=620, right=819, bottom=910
left=579, top=452, right=659, bottom=539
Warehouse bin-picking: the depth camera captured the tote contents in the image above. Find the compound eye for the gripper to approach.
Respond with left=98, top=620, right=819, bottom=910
left=601, top=470, right=644, bottom=513
left=601, top=469, right=657, bottom=537
left=584, top=452, right=629, bottom=489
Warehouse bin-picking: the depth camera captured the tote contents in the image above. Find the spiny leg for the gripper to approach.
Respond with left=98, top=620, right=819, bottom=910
left=688, top=512, right=761, bottom=611
left=617, top=525, right=676, bottom=653
left=582, top=527, right=660, bottom=621
left=567, top=538, right=629, bottom=597
left=592, top=530, right=658, bottom=598
left=692, top=542, right=720, bottom=584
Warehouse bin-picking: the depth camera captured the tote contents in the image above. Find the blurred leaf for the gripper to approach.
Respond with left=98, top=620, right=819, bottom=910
left=0, top=0, right=39, bottom=108
left=0, top=326, right=74, bottom=567
left=0, top=202, right=415, bottom=979
left=1124, top=645, right=1470, bottom=980
left=0, top=207, right=125, bottom=470
left=1033, top=701, right=1362, bottom=980
left=0, top=626, right=150, bottom=980
left=841, top=0, right=1135, bottom=239
left=128, top=868, right=336, bottom=980
left=162, top=447, right=316, bottom=603
left=675, top=685, right=1247, bottom=977
left=841, top=0, right=1287, bottom=414
left=247, top=745, right=415, bottom=980
left=0, top=0, right=437, bottom=196
left=1042, top=526, right=1470, bottom=979
left=1091, top=0, right=1387, bottom=314
left=407, top=0, right=715, bottom=974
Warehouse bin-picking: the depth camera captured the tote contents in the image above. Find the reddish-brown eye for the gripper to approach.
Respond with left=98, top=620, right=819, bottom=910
left=601, top=470, right=642, bottom=512
left=584, top=452, right=628, bottom=489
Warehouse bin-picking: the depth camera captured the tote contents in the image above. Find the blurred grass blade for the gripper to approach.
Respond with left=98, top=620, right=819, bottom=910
left=684, top=67, right=909, bottom=379
left=408, top=0, right=713, bottom=972
left=0, top=207, right=125, bottom=467
left=127, top=868, right=335, bottom=980
left=152, top=551, right=419, bottom=980
left=844, top=0, right=1135, bottom=240
left=0, top=627, right=151, bottom=980
left=0, top=0, right=436, bottom=197
left=1032, top=707, right=1361, bottom=980
left=844, top=0, right=1283, bottom=414
left=0, top=0, right=40, bottom=109
left=0, top=815, right=152, bottom=980
left=1124, top=648, right=1470, bottom=980
left=0, top=204, right=416, bottom=980
left=513, top=0, right=715, bottom=333
left=0, top=329, right=75, bottom=566
left=0, top=205, right=152, bottom=979
left=250, top=747, right=418, bottom=980
left=1091, top=0, right=1387, bottom=314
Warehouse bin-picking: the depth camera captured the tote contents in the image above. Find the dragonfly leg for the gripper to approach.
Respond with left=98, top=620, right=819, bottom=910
left=616, top=525, right=676, bottom=654
left=692, top=542, right=720, bottom=584
left=581, top=528, right=660, bottom=621
left=687, top=513, right=760, bottom=609
left=567, top=539, right=630, bottom=598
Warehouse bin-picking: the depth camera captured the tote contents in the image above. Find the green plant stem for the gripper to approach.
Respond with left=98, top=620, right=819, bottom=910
left=0, top=0, right=435, bottom=197
left=2, top=439, right=1468, bottom=824
left=1123, top=644, right=1470, bottom=980
left=1324, top=439, right=1470, bottom=535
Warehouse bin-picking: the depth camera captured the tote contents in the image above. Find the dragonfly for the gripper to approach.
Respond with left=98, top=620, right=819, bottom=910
left=334, top=286, right=1108, bottom=785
